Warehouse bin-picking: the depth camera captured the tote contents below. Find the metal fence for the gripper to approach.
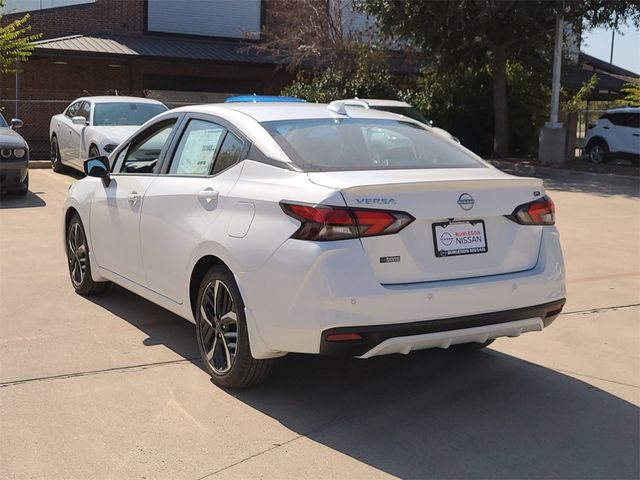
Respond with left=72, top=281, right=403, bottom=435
left=0, top=98, right=73, bottom=159
left=0, top=90, right=213, bottom=159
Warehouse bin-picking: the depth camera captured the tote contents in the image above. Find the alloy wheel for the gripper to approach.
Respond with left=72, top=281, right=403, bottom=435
left=199, top=280, right=239, bottom=375
left=590, top=145, right=604, bottom=163
left=68, top=223, right=87, bottom=287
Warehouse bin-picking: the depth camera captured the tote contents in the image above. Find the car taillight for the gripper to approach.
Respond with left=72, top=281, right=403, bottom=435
left=280, top=202, right=414, bottom=241
left=508, top=195, right=555, bottom=225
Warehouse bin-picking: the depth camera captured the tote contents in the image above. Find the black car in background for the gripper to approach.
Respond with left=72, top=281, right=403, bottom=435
left=0, top=114, right=29, bottom=196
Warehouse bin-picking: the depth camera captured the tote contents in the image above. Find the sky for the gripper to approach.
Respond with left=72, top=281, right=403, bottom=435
left=581, top=23, right=640, bottom=74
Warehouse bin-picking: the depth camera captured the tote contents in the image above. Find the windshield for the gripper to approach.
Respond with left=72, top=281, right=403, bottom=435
left=370, top=106, right=432, bottom=126
left=0, top=114, right=7, bottom=128
left=262, top=118, right=482, bottom=172
left=93, top=102, right=167, bottom=126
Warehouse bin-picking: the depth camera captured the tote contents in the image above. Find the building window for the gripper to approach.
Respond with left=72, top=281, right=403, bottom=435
left=146, top=0, right=261, bottom=39
left=0, top=0, right=95, bottom=14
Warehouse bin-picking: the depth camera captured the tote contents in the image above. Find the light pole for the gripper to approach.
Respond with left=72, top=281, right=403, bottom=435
left=538, top=14, right=567, bottom=164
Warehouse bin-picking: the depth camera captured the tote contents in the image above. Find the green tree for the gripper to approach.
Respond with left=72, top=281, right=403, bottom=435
left=282, top=52, right=396, bottom=102
left=562, top=74, right=599, bottom=112
left=356, top=0, right=640, bottom=157
left=0, top=0, right=41, bottom=74
left=621, top=80, right=640, bottom=106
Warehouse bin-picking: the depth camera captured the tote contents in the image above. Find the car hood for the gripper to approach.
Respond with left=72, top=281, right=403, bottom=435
left=0, top=128, right=28, bottom=148
left=90, top=125, right=140, bottom=144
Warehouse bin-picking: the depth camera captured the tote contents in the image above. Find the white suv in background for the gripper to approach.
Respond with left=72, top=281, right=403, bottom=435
left=584, top=107, right=640, bottom=165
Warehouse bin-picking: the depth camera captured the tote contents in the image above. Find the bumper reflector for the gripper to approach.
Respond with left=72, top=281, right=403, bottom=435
left=326, top=333, right=363, bottom=342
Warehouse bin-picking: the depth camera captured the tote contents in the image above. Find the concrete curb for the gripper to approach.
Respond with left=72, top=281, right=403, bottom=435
left=488, top=160, right=639, bottom=186
left=29, top=160, right=52, bottom=169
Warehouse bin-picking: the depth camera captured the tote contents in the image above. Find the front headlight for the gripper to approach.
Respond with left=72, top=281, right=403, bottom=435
left=103, top=143, right=118, bottom=153
left=1, top=148, right=11, bottom=158
left=13, top=148, right=26, bottom=158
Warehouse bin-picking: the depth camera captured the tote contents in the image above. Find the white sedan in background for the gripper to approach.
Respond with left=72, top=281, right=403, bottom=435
left=49, top=96, right=167, bottom=172
left=63, top=101, right=566, bottom=388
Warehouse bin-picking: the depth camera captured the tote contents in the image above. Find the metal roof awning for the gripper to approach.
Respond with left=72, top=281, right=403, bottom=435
left=564, top=52, right=639, bottom=101
left=32, top=34, right=275, bottom=65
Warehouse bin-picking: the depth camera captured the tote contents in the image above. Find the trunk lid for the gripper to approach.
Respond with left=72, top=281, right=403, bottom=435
left=308, top=168, right=546, bottom=284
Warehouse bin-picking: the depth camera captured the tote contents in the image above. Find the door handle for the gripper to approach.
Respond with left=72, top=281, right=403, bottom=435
left=127, top=191, right=141, bottom=206
left=633, top=133, right=639, bottom=137
left=198, top=188, right=219, bottom=204
left=603, top=126, right=610, bottom=130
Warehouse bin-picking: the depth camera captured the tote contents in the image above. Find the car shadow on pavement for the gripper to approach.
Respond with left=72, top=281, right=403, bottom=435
left=85, top=286, right=639, bottom=479
left=233, top=350, right=639, bottom=479
left=87, top=284, right=201, bottom=362
left=0, top=191, right=46, bottom=209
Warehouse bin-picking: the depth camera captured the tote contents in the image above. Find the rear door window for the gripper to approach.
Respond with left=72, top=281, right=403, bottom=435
left=168, top=119, right=225, bottom=175
left=212, top=131, right=244, bottom=175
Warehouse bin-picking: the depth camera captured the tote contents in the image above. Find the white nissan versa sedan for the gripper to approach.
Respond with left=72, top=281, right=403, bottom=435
left=63, top=101, right=566, bottom=388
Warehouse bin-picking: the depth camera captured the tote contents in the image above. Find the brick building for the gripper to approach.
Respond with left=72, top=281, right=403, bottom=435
left=0, top=0, right=295, bottom=157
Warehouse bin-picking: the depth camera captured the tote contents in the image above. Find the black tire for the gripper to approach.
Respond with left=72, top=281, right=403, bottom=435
left=13, top=171, right=28, bottom=196
left=66, top=214, right=110, bottom=295
left=587, top=138, right=609, bottom=164
left=196, top=265, right=272, bottom=388
left=451, top=339, right=495, bottom=351
left=88, top=145, right=100, bottom=159
left=51, top=135, right=64, bottom=173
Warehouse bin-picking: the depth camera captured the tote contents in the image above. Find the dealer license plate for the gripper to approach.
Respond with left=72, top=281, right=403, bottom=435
left=432, top=220, right=488, bottom=257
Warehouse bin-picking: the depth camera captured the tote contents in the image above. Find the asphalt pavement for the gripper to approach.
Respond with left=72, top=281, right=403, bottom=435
left=0, top=168, right=638, bottom=479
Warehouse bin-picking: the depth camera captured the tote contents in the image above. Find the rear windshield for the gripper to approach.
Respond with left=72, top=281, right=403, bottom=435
left=262, top=118, right=482, bottom=171
left=94, top=102, right=168, bottom=126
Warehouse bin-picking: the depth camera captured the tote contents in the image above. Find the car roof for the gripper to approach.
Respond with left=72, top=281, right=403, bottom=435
left=72, top=96, right=166, bottom=105
left=172, top=102, right=424, bottom=124
left=225, top=95, right=305, bottom=103
left=606, top=106, right=640, bottom=114
left=339, top=98, right=412, bottom=108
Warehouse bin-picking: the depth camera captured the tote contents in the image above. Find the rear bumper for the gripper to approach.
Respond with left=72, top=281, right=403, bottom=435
left=320, top=298, right=565, bottom=357
left=237, top=227, right=566, bottom=358
left=0, top=159, right=28, bottom=191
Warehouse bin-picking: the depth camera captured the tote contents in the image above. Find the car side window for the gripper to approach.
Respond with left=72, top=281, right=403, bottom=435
left=212, top=131, right=244, bottom=175
left=629, top=113, right=640, bottom=129
left=117, top=120, right=177, bottom=174
left=168, top=119, right=225, bottom=175
left=77, top=102, right=91, bottom=122
left=112, top=146, right=128, bottom=172
left=65, top=102, right=81, bottom=118
left=608, top=114, right=627, bottom=127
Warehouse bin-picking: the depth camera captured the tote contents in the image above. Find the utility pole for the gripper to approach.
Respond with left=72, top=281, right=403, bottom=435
left=549, top=15, right=564, bottom=127
left=538, top=14, right=567, bottom=164
left=609, top=30, right=615, bottom=64
left=15, top=59, right=20, bottom=119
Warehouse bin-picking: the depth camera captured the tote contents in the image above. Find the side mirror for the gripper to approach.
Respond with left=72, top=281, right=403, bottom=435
left=10, top=118, right=23, bottom=130
left=72, top=116, right=88, bottom=126
left=84, top=156, right=110, bottom=185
